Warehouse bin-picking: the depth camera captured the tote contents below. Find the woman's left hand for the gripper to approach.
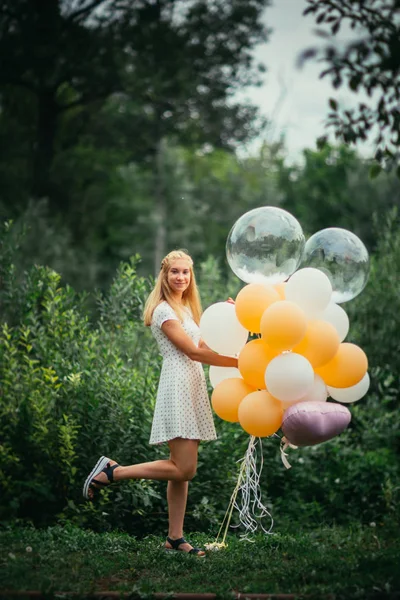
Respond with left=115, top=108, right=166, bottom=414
left=226, top=297, right=235, bottom=304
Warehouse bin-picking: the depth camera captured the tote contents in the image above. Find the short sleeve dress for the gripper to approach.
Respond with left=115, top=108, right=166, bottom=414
left=149, top=301, right=217, bottom=445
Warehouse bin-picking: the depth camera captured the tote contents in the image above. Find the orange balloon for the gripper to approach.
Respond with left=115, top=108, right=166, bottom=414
left=238, top=390, right=283, bottom=437
left=235, top=284, right=279, bottom=333
left=293, top=319, right=340, bottom=368
left=315, top=343, right=368, bottom=388
left=211, top=378, right=256, bottom=422
left=260, top=301, right=307, bottom=351
left=238, top=339, right=278, bottom=390
left=274, top=282, right=286, bottom=300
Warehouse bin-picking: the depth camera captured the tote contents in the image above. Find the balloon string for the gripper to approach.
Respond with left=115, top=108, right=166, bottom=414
left=231, top=436, right=274, bottom=540
left=213, top=447, right=248, bottom=547
left=207, top=435, right=274, bottom=551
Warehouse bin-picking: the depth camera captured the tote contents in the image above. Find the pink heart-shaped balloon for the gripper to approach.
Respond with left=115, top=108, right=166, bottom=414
left=282, top=401, right=351, bottom=447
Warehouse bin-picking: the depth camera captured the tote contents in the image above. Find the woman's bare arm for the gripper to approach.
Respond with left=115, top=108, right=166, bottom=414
left=198, top=338, right=212, bottom=350
left=161, top=320, right=238, bottom=368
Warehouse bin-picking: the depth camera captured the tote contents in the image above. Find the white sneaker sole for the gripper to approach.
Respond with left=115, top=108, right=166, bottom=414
left=82, top=455, right=110, bottom=499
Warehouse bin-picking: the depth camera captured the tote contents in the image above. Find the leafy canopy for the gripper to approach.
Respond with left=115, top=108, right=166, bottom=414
left=301, top=0, right=400, bottom=174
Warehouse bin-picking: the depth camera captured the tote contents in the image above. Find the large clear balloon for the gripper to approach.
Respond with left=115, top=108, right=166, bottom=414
left=226, top=207, right=305, bottom=284
left=302, top=228, right=370, bottom=303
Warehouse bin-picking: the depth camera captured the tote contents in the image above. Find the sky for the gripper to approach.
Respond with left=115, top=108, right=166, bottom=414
left=238, top=0, right=374, bottom=162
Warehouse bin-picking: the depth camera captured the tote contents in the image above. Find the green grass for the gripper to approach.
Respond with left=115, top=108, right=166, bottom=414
left=0, top=521, right=399, bottom=599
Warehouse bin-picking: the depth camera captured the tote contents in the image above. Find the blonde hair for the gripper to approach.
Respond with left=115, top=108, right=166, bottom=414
left=143, top=249, right=202, bottom=326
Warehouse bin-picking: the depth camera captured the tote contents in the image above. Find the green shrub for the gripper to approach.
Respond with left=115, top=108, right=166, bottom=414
left=0, top=217, right=399, bottom=536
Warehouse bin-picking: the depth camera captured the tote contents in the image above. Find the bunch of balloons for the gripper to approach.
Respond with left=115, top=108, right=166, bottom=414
left=200, top=207, right=370, bottom=448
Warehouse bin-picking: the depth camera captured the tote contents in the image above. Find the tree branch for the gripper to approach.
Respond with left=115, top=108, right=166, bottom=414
left=68, top=0, right=109, bottom=22
left=58, top=92, right=109, bottom=112
left=0, top=77, right=37, bottom=93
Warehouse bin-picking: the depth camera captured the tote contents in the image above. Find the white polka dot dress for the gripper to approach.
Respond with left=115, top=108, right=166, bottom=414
left=149, top=301, right=217, bottom=445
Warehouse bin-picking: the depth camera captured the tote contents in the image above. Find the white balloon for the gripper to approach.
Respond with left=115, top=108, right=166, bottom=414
left=281, top=374, right=328, bottom=410
left=200, top=302, right=248, bottom=355
left=265, top=352, right=314, bottom=403
left=328, top=373, right=370, bottom=403
left=209, top=365, right=242, bottom=389
left=320, top=302, right=350, bottom=342
left=296, top=374, right=328, bottom=405
left=286, top=267, right=332, bottom=314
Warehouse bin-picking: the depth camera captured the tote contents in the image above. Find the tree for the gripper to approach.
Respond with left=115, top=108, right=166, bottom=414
left=106, top=141, right=282, bottom=277
left=300, top=0, right=400, bottom=173
left=0, top=0, right=124, bottom=203
left=0, top=0, right=270, bottom=209
left=277, top=143, right=400, bottom=249
left=0, top=0, right=272, bottom=271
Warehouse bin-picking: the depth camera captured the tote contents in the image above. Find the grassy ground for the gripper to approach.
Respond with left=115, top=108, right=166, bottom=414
left=0, top=521, right=399, bottom=599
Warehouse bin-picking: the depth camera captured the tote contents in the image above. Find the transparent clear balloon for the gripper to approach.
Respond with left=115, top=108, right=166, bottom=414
left=226, top=207, right=305, bottom=284
left=302, top=228, right=370, bottom=303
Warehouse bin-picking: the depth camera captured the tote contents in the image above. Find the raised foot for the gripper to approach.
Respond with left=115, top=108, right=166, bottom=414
left=83, top=456, right=120, bottom=500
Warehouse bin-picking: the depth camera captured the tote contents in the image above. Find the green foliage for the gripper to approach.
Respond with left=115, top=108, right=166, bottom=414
left=266, top=212, right=400, bottom=525
left=277, top=143, right=400, bottom=250
left=0, top=225, right=162, bottom=532
left=347, top=208, right=400, bottom=376
left=0, top=0, right=269, bottom=210
left=302, top=0, right=400, bottom=171
left=2, top=140, right=398, bottom=294
left=0, top=218, right=399, bottom=535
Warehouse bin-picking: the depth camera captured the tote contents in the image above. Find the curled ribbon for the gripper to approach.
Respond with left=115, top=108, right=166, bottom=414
left=280, top=436, right=298, bottom=469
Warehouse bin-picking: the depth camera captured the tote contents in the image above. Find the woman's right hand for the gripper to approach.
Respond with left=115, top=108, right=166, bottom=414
left=161, top=319, right=240, bottom=368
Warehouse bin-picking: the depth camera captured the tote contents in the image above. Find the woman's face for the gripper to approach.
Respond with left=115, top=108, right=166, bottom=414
left=167, top=258, right=191, bottom=296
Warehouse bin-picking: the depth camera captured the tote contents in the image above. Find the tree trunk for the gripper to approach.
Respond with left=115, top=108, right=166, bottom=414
left=32, top=89, right=59, bottom=204
left=153, top=138, right=167, bottom=275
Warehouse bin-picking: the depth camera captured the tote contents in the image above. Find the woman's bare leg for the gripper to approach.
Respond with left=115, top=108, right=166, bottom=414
left=88, top=438, right=198, bottom=492
left=167, top=439, right=197, bottom=539
left=167, top=479, right=189, bottom=540
left=165, top=439, right=204, bottom=555
left=86, top=439, right=203, bottom=554
left=166, top=439, right=199, bottom=538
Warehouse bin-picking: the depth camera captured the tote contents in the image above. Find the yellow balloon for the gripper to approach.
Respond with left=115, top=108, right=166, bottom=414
left=316, top=343, right=368, bottom=388
left=238, top=339, right=278, bottom=390
left=273, top=282, right=286, bottom=300
left=238, top=391, right=283, bottom=437
left=260, top=301, right=307, bottom=351
left=211, top=378, right=256, bottom=422
left=235, top=284, right=279, bottom=333
left=293, top=319, right=340, bottom=368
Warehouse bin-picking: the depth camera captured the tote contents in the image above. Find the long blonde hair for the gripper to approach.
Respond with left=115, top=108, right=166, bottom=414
left=143, top=249, right=202, bottom=326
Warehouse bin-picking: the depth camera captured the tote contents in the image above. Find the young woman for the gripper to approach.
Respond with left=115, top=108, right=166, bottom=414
left=83, top=249, right=238, bottom=557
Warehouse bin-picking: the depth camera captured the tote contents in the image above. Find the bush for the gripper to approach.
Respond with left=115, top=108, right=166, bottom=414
left=0, top=217, right=399, bottom=536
